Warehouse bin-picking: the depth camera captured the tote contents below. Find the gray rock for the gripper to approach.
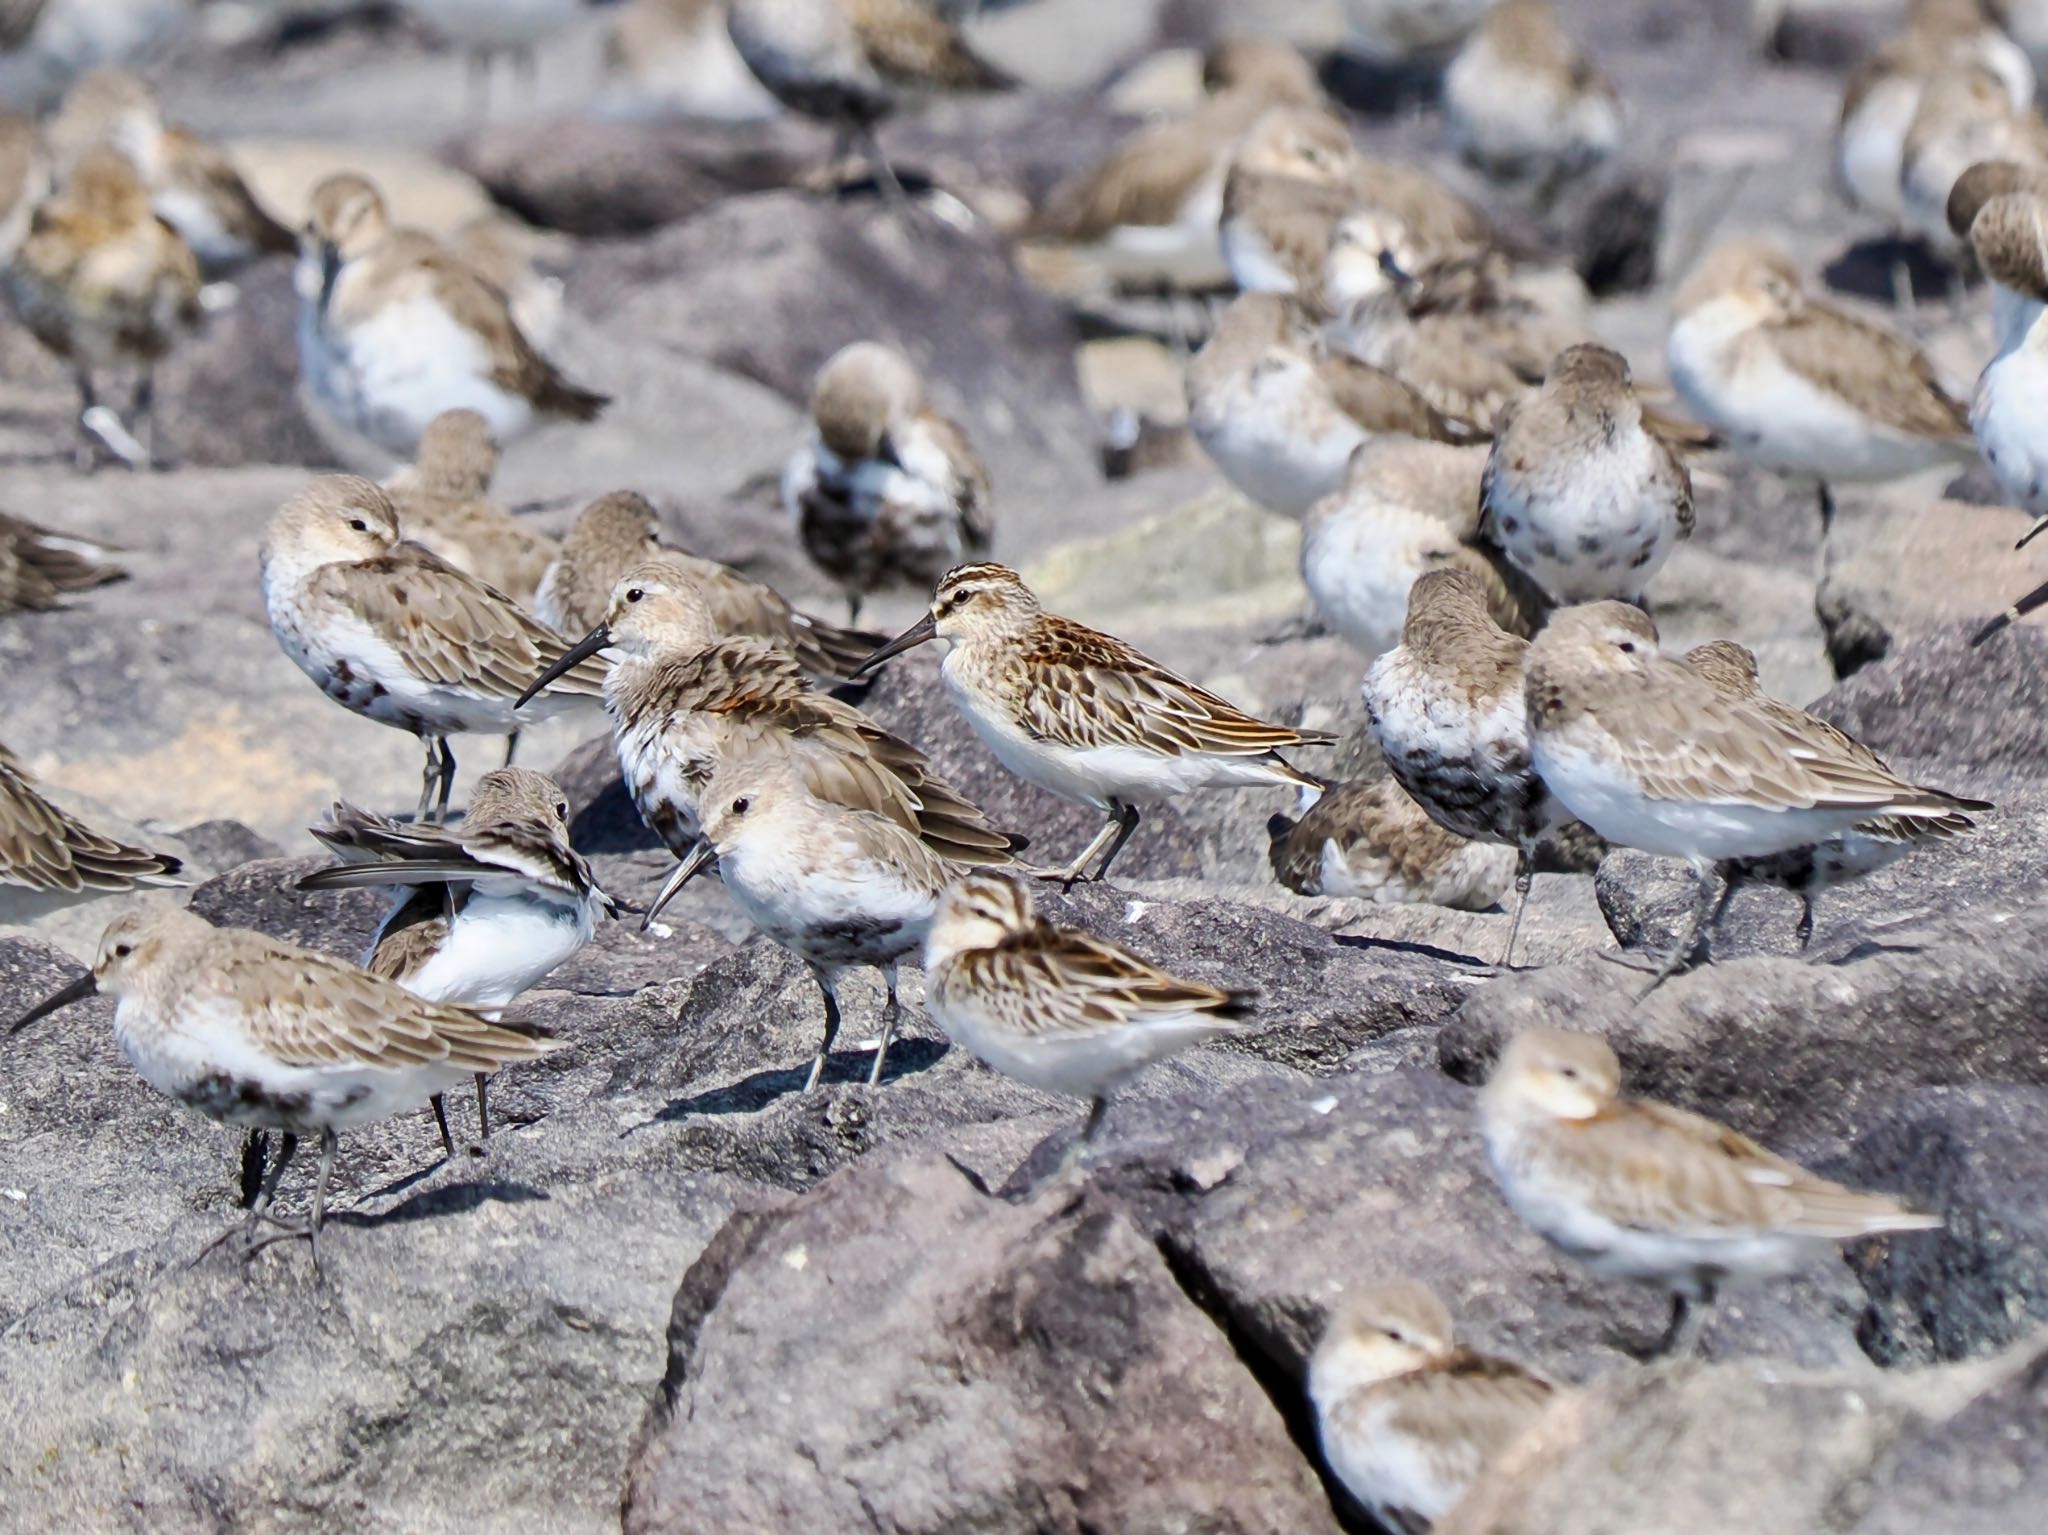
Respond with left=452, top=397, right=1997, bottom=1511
left=622, top=1157, right=1347, bottom=1535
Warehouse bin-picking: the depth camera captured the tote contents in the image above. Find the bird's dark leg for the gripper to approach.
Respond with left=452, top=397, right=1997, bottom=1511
left=428, top=1094, right=455, bottom=1159
left=867, top=966, right=901, bottom=1087
left=246, top=1126, right=337, bottom=1278
left=1500, top=848, right=1535, bottom=969
left=132, top=369, right=160, bottom=469
left=502, top=730, right=520, bottom=768
left=433, top=737, right=457, bottom=824
left=416, top=735, right=442, bottom=823
left=1635, top=864, right=1719, bottom=999
left=1817, top=482, right=1835, bottom=537
left=804, top=969, right=842, bottom=1093
left=1088, top=800, right=1143, bottom=884
left=1079, top=1094, right=1111, bottom=1144
left=1795, top=891, right=1817, bottom=950
left=473, top=1071, right=490, bottom=1141
left=1043, top=814, right=1123, bottom=889
left=195, top=1130, right=299, bottom=1264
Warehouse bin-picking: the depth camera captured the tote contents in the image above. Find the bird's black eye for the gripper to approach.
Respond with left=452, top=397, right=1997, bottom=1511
left=732, top=796, right=750, bottom=815
left=1560, top=1065, right=1580, bottom=1080
left=349, top=518, right=370, bottom=533
left=1616, top=641, right=1636, bottom=655
left=112, top=943, right=133, bottom=959
left=626, top=589, right=644, bottom=604
left=555, top=801, right=569, bottom=821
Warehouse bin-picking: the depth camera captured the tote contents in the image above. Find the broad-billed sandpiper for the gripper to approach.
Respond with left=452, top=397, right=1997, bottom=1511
left=299, top=765, right=612, bottom=1151
left=1481, top=344, right=1693, bottom=605
left=1310, top=1281, right=1556, bottom=1530
left=1524, top=603, right=1989, bottom=989
left=862, top=561, right=1333, bottom=885
left=1442, top=0, right=1621, bottom=186
left=1667, top=240, right=1975, bottom=529
left=682, top=753, right=952, bottom=1090
left=1267, top=776, right=1518, bottom=909
left=922, top=870, right=1252, bottom=1148
left=8, top=906, right=563, bottom=1273
left=260, top=475, right=608, bottom=823
left=0, top=509, right=125, bottom=612
left=1481, top=1027, right=1944, bottom=1356
left=6, top=144, right=200, bottom=470
left=296, top=172, right=607, bottom=461
left=1363, top=567, right=1569, bottom=966
left=781, top=342, right=993, bottom=625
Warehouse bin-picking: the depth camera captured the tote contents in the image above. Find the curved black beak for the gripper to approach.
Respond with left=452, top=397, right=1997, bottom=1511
left=8, top=971, right=98, bottom=1037
left=2017, top=517, right=2048, bottom=551
left=1377, top=248, right=1415, bottom=286
left=855, top=612, right=936, bottom=676
left=642, top=839, right=717, bottom=932
left=519, top=623, right=609, bottom=710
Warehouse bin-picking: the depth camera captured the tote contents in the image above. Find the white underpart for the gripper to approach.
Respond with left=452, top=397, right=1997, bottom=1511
left=1219, top=214, right=1302, bottom=296
left=1973, top=328, right=2048, bottom=516
left=1190, top=354, right=1366, bottom=517
left=1300, top=498, right=1451, bottom=657
left=1488, top=424, right=1679, bottom=602
left=1314, top=1389, right=1468, bottom=1528
left=1835, top=76, right=1918, bottom=219
left=398, top=885, right=597, bottom=1010
left=929, top=981, right=1231, bottom=1100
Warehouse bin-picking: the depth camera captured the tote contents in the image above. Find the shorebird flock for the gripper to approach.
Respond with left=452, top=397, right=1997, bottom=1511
left=1, top=0, right=2035, bottom=1524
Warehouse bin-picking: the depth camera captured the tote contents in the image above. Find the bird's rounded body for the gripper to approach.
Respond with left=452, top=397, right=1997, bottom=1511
left=1973, top=329, right=2048, bottom=514
left=1485, top=424, right=1678, bottom=603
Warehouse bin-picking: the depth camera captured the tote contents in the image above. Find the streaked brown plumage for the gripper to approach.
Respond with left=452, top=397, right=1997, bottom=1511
left=0, top=742, right=182, bottom=896
left=0, top=510, right=125, bottom=612
left=1267, top=776, right=1518, bottom=909
left=383, top=410, right=559, bottom=608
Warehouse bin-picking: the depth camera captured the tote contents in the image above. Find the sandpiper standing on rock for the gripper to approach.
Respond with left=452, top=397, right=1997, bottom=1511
left=1480, top=344, right=1694, bottom=605
left=1480, top=1027, right=1944, bottom=1357
left=1666, top=240, right=1976, bottom=530
left=781, top=341, right=992, bottom=625
left=1362, top=567, right=1572, bottom=967
left=679, top=753, right=952, bottom=1090
left=1309, top=1281, right=1556, bottom=1530
left=862, top=562, right=1333, bottom=886
left=260, top=475, right=608, bottom=823
left=7, top=906, right=564, bottom=1274
left=1524, top=603, right=1989, bottom=989
left=922, top=871, right=1253, bottom=1150
left=6, top=144, right=200, bottom=470
left=297, top=766, right=611, bottom=1152
left=1441, top=0, right=1622, bottom=188
left=296, top=172, right=608, bottom=462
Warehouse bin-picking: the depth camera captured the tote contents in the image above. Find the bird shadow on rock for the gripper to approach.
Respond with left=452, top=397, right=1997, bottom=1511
left=1821, top=236, right=1958, bottom=305
left=1331, top=931, right=1495, bottom=970
left=329, top=1179, right=550, bottom=1230
left=643, top=1037, right=953, bottom=1125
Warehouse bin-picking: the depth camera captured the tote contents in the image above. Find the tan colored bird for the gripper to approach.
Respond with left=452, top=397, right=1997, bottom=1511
left=382, top=409, right=559, bottom=608
left=0, top=509, right=124, bottom=613
left=1267, top=776, right=1518, bottom=909
left=0, top=741, right=181, bottom=914
left=6, top=144, right=201, bottom=470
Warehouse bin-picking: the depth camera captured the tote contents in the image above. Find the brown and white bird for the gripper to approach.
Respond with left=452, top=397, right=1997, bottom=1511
left=6, top=144, right=200, bottom=469
left=861, top=562, right=1333, bottom=885
left=382, top=409, right=559, bottom=609
left=45, top=68, right=294, bottom=275
left=1953, top=164, right=2048, bottom=521
left=1028, top=37, right=1322, bottom=291
left=535, top=490, right=880, bottom=681
left=260, top=475, right=607, bottom=824
left=1310, top=1282, right=1556, bottom=1531
left=295, top=172, right=607, bottom=464
left=0, top=741, right=181, bottom=917
left=0, top=509, right=124, bottom=612
left=1666, top=240, right=1976, bottom=528
left=1481, top=1027, right=1944, bottom=1357
left=723, top=0, right=1013, bottom=204
left=1480, top=344, right=1693, bottom=605
left=1898, top=61, right=2048, bottom=246
left=1835, top=0, right=2034, bottom=223
left=1441, top=0, right=1622, bottom=186
left=1188, top=291, right=1477, bottom=517
left=781, top=341, right=993, bottom=623
left=1267, top=775, right=1519, bottom=910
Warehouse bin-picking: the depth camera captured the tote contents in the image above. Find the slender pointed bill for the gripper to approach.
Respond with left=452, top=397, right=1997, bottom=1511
left=642, top=840, right=717, bottom=932
left=518, top=624, right=610, bottom=709
left=317, top=244, right=342, bottom=315
left=2017, top=518, right=2048, bottom=551
left=855, top=611, right=937, bottom=675
left=7, top=971, right=99, bottom=1037
left=1973, top=576, right=2048, bottom=646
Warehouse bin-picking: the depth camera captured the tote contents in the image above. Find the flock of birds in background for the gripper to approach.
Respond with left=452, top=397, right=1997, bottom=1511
left=4, top=0, right=2046, bottom=1527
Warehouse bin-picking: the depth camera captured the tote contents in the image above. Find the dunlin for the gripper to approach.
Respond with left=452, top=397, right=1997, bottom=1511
left=260, top=475, right=607, bottom=823
left=1481, top=1026, right=1944, bottom=1356
left=536, top=489, right=880, bottom=681
left=1442, top=0, right=1622, bottom=186
left=6, top=144, right=200, bottom=470
left=1955, top=170, right=2048, bottom=522
left=922, top=870, right=1252, bottom=1147
left=1310, top=1281, right=1555, bottom=1530
left=1685, top=640, right=1981, bottom=947
left=0, top=509, right=124, bottom=612
left=1524, top=603, right=1989, bottom=989
left=299, top=765, right=611, bottom=1151
left=724, top=0, right=1012, bottom=206
left=1188, top=291, right=1477, bottom=517
left=46, top=68, right=294, bottom=275
left=1029, top=37, right=1320, bottom=290
left=862, top=562, right=1332, bottom=885
left=782, top=341, right=993, bottom=624
left=1480, top=344, right=1693, bottom=604
left=520, top=557, right=1022, bottom=911
left=683, top=753, right=951, bottom=1090
left=1899, top=61, right=2048, bottom=246
left=1835, top=0, right=2033, bottom=222
left=7, top=906, right=563, bottom=1273
left=1362, top=567, right=1570, bottom=967
left=1667, top=240, right=1975, bottom=529
left=0, top=741, right=181, bottom=910
left=1267, top=776, right=1518, bottom=909
left=1299, top=437, right=1544, bottom=657
left=296, top=171, right=607, bottom=461
left=384, top=408, right=559, bottom=608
